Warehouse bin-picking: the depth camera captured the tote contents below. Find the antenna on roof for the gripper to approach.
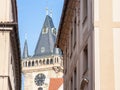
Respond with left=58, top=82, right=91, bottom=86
left=46, top=7, right=49, bottom=15
left=45, top=0, right=49, bottom=15
left=50, top=9, right=52, bottom=18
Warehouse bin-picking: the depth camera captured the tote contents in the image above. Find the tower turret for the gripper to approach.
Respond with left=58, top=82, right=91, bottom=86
left=23, top=39, right=29, bottom=58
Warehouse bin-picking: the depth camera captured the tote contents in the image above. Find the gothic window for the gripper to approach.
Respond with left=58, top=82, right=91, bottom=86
left=50, top=59, right=53, bottom=64
left=47, top=59, right=49, bottom=64
left=39, top=60, right=42, bottom=65
left=25, top=61, right=27, bottom=67
left=32, top=61, right=34, bottom=66
left=35, top=60, right=38, bottom=66
left=28, top=61, right=31, bottom=67
left=43, top=60, right=45, bottom=64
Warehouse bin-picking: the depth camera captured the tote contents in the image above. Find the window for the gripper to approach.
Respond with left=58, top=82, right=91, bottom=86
left=42, top=27, right=48, bottom=34
left=39, top=60, right=42, bottom=65
left=35, top=61, right=38, bottom=66
left=82, top=0, right=87, bottom=23
left=70, top=29, right=73, bottom=58
left=83, top=45, right=88, bottom=75
left=55, top=58, right=56, bottom=63
left=47, top=59, right=49, bottom=64
left=52, top=28, right=56, bottom=35
left=65, top=47, right=67, bottom=74
left=28, top=61, right=31, bottom=67
left=32, top=61, right=34, bottom=66
left=25, top=61, right=27, bottom=67
left=74, top=16, right=77, bottom=48
left=50, top=59, right=53, bottom=64
left=43, top=60, right=45, bottom=64
left=38, top=87, right=43, bottom=90
left=74, top=69, right=77, bottom=90
left=71, top=78, right=73, bottom=90
left=41, top=47, right=45, bottom=53
left=57, top=58, right=59, bottom=63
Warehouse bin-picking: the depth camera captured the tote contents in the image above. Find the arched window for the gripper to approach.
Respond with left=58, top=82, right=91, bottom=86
left=28, top=61, right=31, bottom=67
left=35, top=60, right=38, bottom=66
left=39, top=60, right=42, bottom=65
left=25, top=61, right=27, bottom=67
left=55, top=58, right=56, bottom=63
left=46, top=59, right=49, bottom=64
left=38, top=87, right=43, bottom=90
left=57, top=58, right=59, bottom=63
left=43, top=60, right=45, bottom=64
left=50, top=59, right=53, bottom=64
left=32, top=61, right=34, bottom=66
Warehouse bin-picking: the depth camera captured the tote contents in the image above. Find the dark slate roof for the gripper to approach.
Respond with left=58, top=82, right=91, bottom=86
left=23, top=39, right=29, bottom=58
left=34, top=15, right=58, bottom=57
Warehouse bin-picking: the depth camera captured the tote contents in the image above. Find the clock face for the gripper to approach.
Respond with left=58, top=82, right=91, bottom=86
left=34, top=73, right=46, bottom=86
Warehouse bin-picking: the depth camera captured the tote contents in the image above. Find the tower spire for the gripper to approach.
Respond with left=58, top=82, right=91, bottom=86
left=23, top=33, right=29, bottom=59
left=34, top=15, right=56, bottom=57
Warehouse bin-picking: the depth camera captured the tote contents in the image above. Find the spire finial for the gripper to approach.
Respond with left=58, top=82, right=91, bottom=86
left=23, top=35, right=29, bottom=59
left=46, top=7, right=48, bottom=15
left=25, top=33, right=27, bottom=40
left=50, top=9, right=52, bottom=18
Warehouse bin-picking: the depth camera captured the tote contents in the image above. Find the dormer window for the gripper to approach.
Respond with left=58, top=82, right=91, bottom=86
left=42, top=28, right=48, bottom=34
left=52, top=28, right=56, bottom=35
left=41, top=47, right=45, bottom=53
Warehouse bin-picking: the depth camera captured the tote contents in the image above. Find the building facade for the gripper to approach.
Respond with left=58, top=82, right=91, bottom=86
left=56, top=0, right=120, bottom=90
left=0, top=0, right=21, bottom=90
left=21, top=15, right=63, bottom=90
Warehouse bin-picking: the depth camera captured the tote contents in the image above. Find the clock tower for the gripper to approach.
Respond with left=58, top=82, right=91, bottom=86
left=21, top=15, right=63, bottom=90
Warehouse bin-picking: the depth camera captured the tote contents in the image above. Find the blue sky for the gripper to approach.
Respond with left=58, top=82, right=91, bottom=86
left=17, top=0, right=64, bottom=90
left=17, top=0, right=64, bottom=56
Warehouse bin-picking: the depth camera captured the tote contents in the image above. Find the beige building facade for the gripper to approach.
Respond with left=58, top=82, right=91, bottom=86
left=56, top=0, right=120, bottom=90
left=0, top=0, right=21, bottom=90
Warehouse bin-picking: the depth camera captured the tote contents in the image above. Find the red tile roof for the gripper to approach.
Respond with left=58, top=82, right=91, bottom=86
left=49, top=78, right=63, bottom=90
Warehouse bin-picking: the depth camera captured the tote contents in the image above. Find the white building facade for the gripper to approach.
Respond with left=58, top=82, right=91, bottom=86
left=0, top=0, right=21, bottom=90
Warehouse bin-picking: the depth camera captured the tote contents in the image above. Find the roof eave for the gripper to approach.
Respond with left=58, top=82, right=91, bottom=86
left=55, top=0, right=68, bottom=48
